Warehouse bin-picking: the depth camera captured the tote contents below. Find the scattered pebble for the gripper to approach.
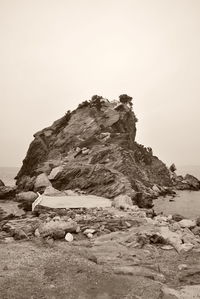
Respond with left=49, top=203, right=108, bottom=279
left=4, top=237, right=15, bottom=244
left=34, top=228, right=40, bottom=238
left=161, top=245, right=174, bottom=250
left=178, top=264, right=188, bottom=271
left=83, top=229, right=96, bottom=235
left=87, top=233, right=93, bottom=239
left=65, top=233, right=73, bottom=242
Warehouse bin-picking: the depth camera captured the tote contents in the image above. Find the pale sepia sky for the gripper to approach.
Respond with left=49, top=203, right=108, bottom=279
left=0, top=0, right=200, bottom=167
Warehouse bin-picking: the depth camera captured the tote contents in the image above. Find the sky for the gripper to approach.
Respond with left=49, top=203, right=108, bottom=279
left=0, top=0, right=200, bottom=167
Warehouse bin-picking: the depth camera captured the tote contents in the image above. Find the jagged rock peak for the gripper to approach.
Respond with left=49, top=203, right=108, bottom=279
left=16, top=95, right=172, bottom=207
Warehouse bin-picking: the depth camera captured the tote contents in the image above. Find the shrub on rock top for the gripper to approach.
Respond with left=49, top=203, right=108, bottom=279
left=119, top=94, right=133, bottom=106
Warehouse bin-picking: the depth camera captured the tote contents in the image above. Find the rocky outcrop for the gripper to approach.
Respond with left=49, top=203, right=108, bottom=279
left=15, top=95, right=172, bottom=208
left=171, top=171, right=200, bottom=191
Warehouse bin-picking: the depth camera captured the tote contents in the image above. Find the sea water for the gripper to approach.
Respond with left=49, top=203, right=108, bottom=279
left=0, top=167, right=19, bottom=186
left=154, top=190, right=200, bottom=219
left=154, top=165, right=200, bottom=219
left=1, top=166, right=200, bottom=218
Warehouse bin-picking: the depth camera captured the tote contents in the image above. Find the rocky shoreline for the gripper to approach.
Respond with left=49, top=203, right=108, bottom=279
left=1, top=184, right=200, bottom=298
left=1, top=96, right=200, bottom=298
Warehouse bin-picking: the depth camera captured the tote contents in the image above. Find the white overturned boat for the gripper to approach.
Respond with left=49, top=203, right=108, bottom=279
left=32, top=193, right=112, bottom=211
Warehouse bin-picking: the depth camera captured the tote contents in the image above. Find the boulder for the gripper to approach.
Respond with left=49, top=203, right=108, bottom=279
left=43, top=186, right=65, bottom=196
left=191, top=226, right=200, bottom=235
left=48, top=166, right=63, bottom=181
left=16, top=191, right=38, bottom=202
left=152, top=184, right=160, bottom=192
left=34, top=173, right=51, bottom=192
left=172, top=214, right=184, bottom=222
left=0, top=179, right=5, bottom=186
left=0, top=186, right=16, bottom=200
left=179, top=219, right=196, bottom=228
left=16, top=191, right=38, bottom=211
left=134, top=192, right=153, bottom=209
left=38, top=219, right=78, bottom=239
left=169, top=163, right=177, bottom=172
left=184, top=174, right=200, bottom=190
left=16, top=175, right=36, bottom=191
left=112, top=195, right=133, bottom=210
left=175, top=182, right=191, bottom=190
left=159, top=226, right=188, bottom=253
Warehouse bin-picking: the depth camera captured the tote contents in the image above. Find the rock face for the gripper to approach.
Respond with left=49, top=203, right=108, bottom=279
left=0, top=179, right=5, bottom=187
left=15, top=96, right=172, bottom=207
left=171, top=171, right=200, bottom=191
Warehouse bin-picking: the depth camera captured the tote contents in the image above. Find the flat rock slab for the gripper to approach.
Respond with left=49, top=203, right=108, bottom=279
left=38, top=195, right=112, bottom=209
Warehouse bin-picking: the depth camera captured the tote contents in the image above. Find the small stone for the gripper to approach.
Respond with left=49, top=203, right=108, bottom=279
left=82, top=148, right=90, bottom=155
left=4, top=237, right=15, bottom=243
left=65, top=233, right=73, bottom=242
left=87, top=233, right=93, bottom=239
left=14, top=229, right=28, bottom=240
left=152, top=185, right=160, bottom=192
left=34, top=228, right=40, bottom=237
left=3, top=265, right=8, bottom=271
left=88, top=254, right=98, bottom=264
left=75, top=226, right=81, bottom=233
left=46, top=238, right=54, bottom=246
left=179, top=219, right=196, bottom=228
left=178, top=264, right=188, bottom=271
left=155, top=273, right=166, bottom=283
left=167, top=215, right=173, bottom=221
left=49, top=284, right=55, bottom=289
left=125, top=221, right=131, bottom=228
left=83, top=229, right=96, bottom=235
left=161, top=245, right=174, bottom=250
left=53, top=216, right=61, bottom=222
left=170, top=222, right=181, bottom=231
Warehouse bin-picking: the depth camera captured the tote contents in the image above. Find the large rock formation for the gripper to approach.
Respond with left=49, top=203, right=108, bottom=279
left=16, top=95, right=172, bottom=207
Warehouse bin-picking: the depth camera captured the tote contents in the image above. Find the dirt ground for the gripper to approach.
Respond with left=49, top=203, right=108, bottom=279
left=1, top=238, right=200, bottom=299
